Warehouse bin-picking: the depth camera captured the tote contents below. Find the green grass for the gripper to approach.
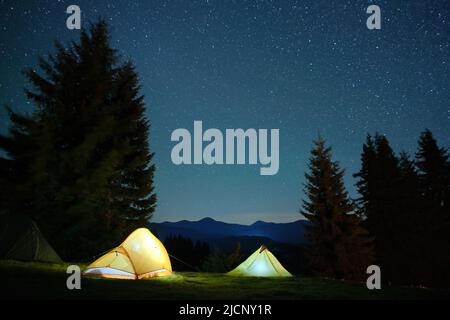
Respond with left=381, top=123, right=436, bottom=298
left=0, top=260, right=448, bottom=299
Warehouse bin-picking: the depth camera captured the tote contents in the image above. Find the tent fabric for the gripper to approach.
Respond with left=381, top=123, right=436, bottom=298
left=227, top=245, right=292, bottom=277
left=83, top=228, right=172, bottom=279
left=0, top=214, right=63, bottom=263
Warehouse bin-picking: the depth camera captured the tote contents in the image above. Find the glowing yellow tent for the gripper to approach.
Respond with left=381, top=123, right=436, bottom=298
left=227, top=245, right=292, bottom=277
left=83, top=228, right=172, bottom=279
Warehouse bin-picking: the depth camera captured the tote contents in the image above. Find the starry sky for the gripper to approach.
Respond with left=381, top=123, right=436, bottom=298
left=0, top=0, right=449, bottom=224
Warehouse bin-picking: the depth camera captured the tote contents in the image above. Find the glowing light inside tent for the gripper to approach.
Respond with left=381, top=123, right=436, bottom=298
left=250, top=260, right=272, bottom=276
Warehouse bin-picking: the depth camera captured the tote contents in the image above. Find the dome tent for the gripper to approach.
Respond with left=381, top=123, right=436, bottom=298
left=83, top=228, right=172, bottom=279
left=227, top=245, right=292, bottom=277
left=0, top=214, right=63, bottom=263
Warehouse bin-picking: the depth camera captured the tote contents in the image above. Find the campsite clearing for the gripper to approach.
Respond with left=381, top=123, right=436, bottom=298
left=0, top=260, right=448, bottom=299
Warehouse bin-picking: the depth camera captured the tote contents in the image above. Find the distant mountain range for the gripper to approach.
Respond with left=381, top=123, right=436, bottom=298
left=149, top=217, right=309, bottom=248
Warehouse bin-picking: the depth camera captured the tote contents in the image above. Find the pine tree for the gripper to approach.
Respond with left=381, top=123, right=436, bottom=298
left=302, top=136, right=373, bottom=281
left=416, top=129, right=450, bottom=210
left=354, top=133, right=404, bottom=284
left=0, top=108, right=38, bottom=215
left=373, top=134, right=401, bottom=283
left=415, top=129, right=450, bottom=287
left=353, top=134, right=377, bottom=220
left=396, top=151, right=421, bottom=283
left=0, top=21, right=156, bottom=261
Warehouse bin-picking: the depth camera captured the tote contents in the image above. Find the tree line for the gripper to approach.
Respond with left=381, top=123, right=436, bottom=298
left=163, top=234, right=244, bottom=272
left=302, top=131, right=449, bottom=287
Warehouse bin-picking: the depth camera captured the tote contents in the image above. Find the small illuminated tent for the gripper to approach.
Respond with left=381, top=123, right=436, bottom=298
left=83, top=228, right=172, bottom=279
left=227, top=245, right=292, bottom=277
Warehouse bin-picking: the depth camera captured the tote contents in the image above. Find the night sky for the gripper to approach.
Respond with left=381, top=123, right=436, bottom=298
left=1, top=0, right=449, bottom=224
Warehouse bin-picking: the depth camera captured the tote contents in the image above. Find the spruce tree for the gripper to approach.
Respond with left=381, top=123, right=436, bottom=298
left=373, top=134, right=401, bottom=283
left=354, top=133, right=403, bottom=284
left=416, top=129, right=450, bottom=210
left=0, top=21, right=156, bottom=261
left=302, top=137, right=373, bottom=281
left=353, top=134, right=377, bottom=220
left=415, top=129, right=450, bottom=287
left=396, top=151, right=421, bottom=283
left=0, top=108, right=37, bottom=215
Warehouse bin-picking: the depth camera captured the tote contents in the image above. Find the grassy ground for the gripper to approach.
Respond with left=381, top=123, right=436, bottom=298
left=0, top=260, right=448, bottom=300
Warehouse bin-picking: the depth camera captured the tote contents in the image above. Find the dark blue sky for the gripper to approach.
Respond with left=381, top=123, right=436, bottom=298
left=1, top=0, right=449, bottom=224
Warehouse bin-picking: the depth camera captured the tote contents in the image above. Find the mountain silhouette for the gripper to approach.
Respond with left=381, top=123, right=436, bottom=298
left=149, top=217, right=309, bottom=245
